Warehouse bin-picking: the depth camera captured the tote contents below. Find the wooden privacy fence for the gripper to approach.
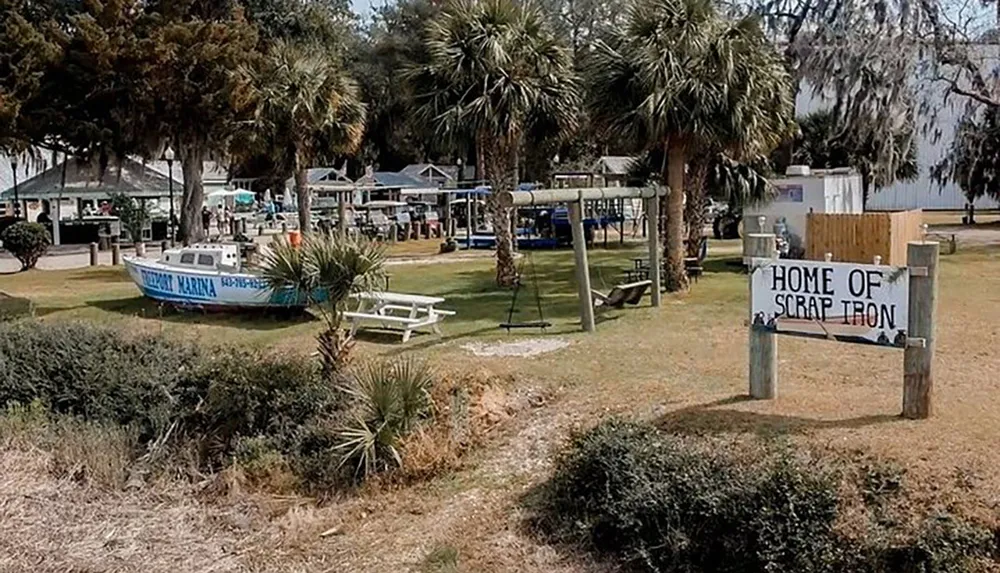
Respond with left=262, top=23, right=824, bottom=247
left=806, top=210, right=923, bottom=265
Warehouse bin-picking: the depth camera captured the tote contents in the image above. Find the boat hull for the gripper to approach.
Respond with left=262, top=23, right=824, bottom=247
left=124, top=256, right=310, bottom=309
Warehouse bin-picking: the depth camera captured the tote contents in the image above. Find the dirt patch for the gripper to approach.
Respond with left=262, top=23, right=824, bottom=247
left=461, top=338, right=571, bottom=358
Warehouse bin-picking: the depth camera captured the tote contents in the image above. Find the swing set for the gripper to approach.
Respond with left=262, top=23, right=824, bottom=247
left=495, top=186, right=667, bottom=333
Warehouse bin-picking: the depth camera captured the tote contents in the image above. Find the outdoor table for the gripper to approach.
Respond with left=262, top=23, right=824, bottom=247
left=345, top=292, right=455, bottom=343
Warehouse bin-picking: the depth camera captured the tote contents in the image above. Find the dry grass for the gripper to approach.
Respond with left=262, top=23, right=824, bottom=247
left=3, top=237, right=1000, bottom=571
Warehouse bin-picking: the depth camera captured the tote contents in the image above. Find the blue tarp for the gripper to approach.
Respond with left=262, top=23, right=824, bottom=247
left=453, top=186, right=492, bottom=198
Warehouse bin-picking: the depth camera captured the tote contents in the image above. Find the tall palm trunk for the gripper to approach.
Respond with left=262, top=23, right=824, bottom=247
left=685, top=158, right=709, bottom=259
left=295, top=171, right=311, bottom=234
left=482, top=131, right=519, bottom=287
left=663, top=140, right=689, bottom=292
left=295, top=150, right=311, bottom=234
left=179, top=143, right=206, bottom=244
left=860, top=167, right=871, bottom=209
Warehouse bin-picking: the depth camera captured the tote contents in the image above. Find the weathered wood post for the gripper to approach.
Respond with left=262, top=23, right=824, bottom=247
left=240, top=218, right=247, bottom=234
left=89, top=242, right=98, bottom=266
left=903, top=241, right=940, bottom=419
left=281, top=222, right=288, bottom=234
left=257, top=224, right=264, bottom=236
left=443, top=191, right=452, bottom=238
left=135, top=242, right=145, bottom=257
left=111, top=242, right=121, bottom=265
left=160, top=240, right=168, bottom=253
left=747, top=233, right=777, bottom=399
left=569, top=194, right=596, bottom=332
left=646, top=194, right=661, bottom=307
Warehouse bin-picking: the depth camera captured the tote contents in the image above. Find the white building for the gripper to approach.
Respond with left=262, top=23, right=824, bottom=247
left=796, top=62, right=1000, bottom=211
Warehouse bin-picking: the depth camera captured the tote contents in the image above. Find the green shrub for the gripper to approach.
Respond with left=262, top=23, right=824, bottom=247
left=231, top=435, right=297, bottom=491
left=0, top=320, right=443, bottom=492
left=337, top=358, right=435, bottom=478
left=1, top=221, right=50, bottom=270
left=0, top=320, right=201, bottom=441
left=536, top=419, right=996, bottom=573
left=181, top=347, right=344, bottom=466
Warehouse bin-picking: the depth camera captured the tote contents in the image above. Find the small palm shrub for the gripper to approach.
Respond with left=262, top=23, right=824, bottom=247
left=337, top=358, right=435, bottom=478
left=1, top=221, right=50, bottom=270
left=261, top=234, right=386, bottom=374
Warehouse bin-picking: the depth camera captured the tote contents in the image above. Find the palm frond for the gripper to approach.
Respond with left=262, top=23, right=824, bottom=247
left=587, top=0, right=794, bottom=158
left=232, top=39, right=366, bottom=172
left=405, top=0, right=580, bottom=144
left=259, top=236, right=316, bottom=301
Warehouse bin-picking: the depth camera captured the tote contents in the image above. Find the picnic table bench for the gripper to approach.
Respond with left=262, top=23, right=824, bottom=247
left=344, top=292, right=455, bottom=343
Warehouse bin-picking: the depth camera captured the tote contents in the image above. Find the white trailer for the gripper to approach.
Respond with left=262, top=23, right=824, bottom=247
left=744, top=167, right=863, bottom=257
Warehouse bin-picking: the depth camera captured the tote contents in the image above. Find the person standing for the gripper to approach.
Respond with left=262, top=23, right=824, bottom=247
left=201, top=206, right=212, bottom=238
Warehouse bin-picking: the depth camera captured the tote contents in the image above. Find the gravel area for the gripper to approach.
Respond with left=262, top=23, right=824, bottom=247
left=461, top=338, right=570, bottom=358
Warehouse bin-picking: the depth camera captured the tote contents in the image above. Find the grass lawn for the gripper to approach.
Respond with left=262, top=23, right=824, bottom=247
left=0, top=238, right=744, bottom=352
left=4, top=237, right=1000, bottom=572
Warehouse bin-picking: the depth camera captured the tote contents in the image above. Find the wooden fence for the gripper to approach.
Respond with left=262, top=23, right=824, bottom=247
left=806, top=210, right=923, bottom=265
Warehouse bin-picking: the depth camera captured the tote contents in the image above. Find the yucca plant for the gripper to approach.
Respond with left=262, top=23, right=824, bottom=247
left=261, top=235, right=387, bottom=374
left=336, top=358, right=435, bottom=479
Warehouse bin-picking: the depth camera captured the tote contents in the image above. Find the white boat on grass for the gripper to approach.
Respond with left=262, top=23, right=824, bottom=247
left=124, top=243, right=312, bottom=310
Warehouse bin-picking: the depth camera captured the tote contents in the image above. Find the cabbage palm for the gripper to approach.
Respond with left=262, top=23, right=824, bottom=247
left=407, top=0, right=580, bottom=286
left=235, top=41, right=365, bottom=234
left=261, top=235, right=387, bottom=375
left=589, top=0, right=794, bottom=291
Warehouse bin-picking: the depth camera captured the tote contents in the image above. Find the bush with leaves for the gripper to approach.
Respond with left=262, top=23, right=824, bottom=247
left=0, top=320, right=201, bottom=442
left=535, top=419, right=996, bottom=572
left=0, top=320, right=450, bottom=492
left=180, top=347, right=345, bottom=467
left=337, top=358, right=435, bottom=479
left=1, top=221, right=50, bottom=270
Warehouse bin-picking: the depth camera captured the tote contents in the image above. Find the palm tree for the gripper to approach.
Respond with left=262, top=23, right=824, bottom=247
left=261, top=234, right=387, bottom=375
left=235, top=41, right=365, bottom=234
left=407, top=0, right=580, bottom=286
left=588, top=0, right=794, bottom=291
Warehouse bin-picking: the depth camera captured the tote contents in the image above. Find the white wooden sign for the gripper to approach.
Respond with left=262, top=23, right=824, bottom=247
left=750, top=258, right=909, bottom=347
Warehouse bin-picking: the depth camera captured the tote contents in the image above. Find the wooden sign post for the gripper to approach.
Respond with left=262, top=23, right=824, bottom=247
left=748, top=234, right=939, bottom=418
left=747, top=234, right=777, bottom=399
left=902, top=241, right=939, bottom=419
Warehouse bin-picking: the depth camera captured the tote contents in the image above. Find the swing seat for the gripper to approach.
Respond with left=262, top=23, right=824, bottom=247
left=592, top=280, right=652, bottom=309
left=499, top=256, right=550, bottom=331
left=499, top=320, right=552, bottom=331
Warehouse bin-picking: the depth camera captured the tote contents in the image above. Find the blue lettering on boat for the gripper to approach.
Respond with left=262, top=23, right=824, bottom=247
left=140, top=269, right=175, bottom=293
left=177, top=275, right=218, bottom=299
left=219, top=275, right=267, bottom=290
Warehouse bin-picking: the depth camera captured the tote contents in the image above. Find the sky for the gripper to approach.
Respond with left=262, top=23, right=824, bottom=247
left=350, top=0, right=379, bottom=18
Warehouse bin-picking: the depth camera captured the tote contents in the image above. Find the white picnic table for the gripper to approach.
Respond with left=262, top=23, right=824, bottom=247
left=345, top=292, right=455, bottom=343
